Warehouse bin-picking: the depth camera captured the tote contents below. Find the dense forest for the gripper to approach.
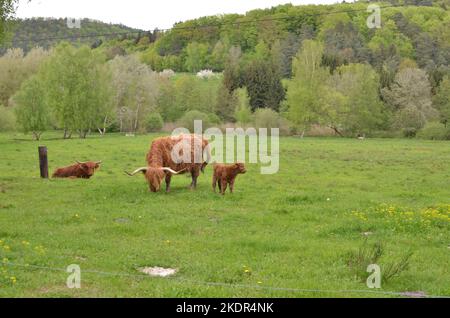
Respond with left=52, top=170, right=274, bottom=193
left=1, top=0, right=450, bottom=140
left=0, top=17, right=142, bottom=54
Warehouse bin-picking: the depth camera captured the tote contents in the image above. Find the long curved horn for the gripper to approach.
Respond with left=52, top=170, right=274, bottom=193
left=161, top=167, right=186, bottom=175
left=95, top=161, right=102, bottom=164
left=125, top=167, right=148, bottom=176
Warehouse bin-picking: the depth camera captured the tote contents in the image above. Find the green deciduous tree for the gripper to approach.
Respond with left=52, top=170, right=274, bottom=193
left=322, top=22, right=369, bottom=72
left=109, top=54, right=159, bottom=134
left=0, top=47, right=49, bottom=107
left=13, top=74, right=50, bottom=140
left=0, top=105, right=15, bottom=131
left=329, top=63, right=387, bottom=135
left=433, top=75, right=450, bottom=126
left=157, top=73, right=221, bottom=122
left=43, top=43, right=113, bottom=138
left=0, top=0, right=17, bottom=43
left=210, top=38, right=230, bottom=71
left=382, top=67, right=438, bottom=134
left=286, top=40, right=330, bottom=131
left=368, top=20, right=414, bottom=59
left=242, top=45, right=285, bottom=112
left=184, top=42, right=210, bottom=73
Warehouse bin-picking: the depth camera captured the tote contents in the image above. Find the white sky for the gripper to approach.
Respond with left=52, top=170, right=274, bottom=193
left=17, top=0, right=355, bottom=31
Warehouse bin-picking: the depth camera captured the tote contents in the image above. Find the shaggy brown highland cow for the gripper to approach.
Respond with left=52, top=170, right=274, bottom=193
left=126, top=134, right=210, bottom=192
left=212, top=163, right=247, bottom=195
left=52, top=161, right=102, bottom=179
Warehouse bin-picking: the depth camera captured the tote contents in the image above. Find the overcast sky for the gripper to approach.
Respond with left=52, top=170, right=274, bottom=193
left=17, top=0, right=355, bottom=31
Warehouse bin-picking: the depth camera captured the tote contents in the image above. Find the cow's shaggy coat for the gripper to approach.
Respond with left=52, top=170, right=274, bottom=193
left=52, top=161, right=102, bottom=179
left=126, top=134, right=210, bottom=192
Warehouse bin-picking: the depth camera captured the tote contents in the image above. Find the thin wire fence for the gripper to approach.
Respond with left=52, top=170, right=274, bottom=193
left=2, top=3, right=408, bottom=46
left=3, top=261, right=449, bottom=298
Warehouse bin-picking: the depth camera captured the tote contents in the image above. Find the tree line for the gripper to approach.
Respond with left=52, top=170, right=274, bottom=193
left=0, top=1, right=449, bottom=139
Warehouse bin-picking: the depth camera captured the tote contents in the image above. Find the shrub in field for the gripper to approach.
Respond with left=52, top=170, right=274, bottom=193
left=216, top=82, right=238, bottom=122
left=207, top=113, right=222, bottom=126
left=234, top=87, right=252, bottom=126
left=347, top=239, right=413, bottom=284
left=146, top=112, right=164, bottom=132
left=416, top=122, right=450, bottom=140
left=177, top=110, right=216, bottom=132
left=159, top=69, right=175, bottom=79
left=159, top=74, right=221, bottom=122
left=347, top=240, right=383, bottom=280
left=278, top=117, right=295, bottom=136
left=253, top=108, right=294, bottom=136
left=305, top=125, right=338, bottom=137
left=254, top=108, right=280, bottom=130
left=394, top=106, right=428, bottom=137
left=0, top=106, right=16, bottom=132
left=196, top=69, right=216, bottom=79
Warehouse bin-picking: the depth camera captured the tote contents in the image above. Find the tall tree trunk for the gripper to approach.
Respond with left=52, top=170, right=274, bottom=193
left=99, top=115, right=108, bottom=136
left=134, top=105, right=140, bottom=134
left=79, top=130, right=88, bottom=139
left=103, top=116, right=108, bottom=135
left=64, top=129, right=72, bottom=139
left=330, top=126, right=344, bottom=137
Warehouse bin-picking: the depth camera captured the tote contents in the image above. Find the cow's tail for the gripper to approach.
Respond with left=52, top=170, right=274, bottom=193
left=201, top=143, right=212, bottom=173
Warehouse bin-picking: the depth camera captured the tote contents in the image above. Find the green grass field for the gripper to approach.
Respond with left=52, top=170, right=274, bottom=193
left=0, top=132, right=449, bottom=298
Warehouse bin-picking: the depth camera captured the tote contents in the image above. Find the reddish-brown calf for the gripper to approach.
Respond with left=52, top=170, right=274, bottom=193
left=212, top=163, right=247, bottom=195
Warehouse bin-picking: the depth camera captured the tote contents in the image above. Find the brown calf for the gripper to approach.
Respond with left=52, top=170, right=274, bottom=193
left=212, top=163, right=247, bottom=195
left=52, top=161, right=102, bottom=179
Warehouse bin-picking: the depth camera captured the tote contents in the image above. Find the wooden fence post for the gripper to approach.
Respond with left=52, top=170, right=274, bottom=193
left=38, top=146, right=49, bottom=179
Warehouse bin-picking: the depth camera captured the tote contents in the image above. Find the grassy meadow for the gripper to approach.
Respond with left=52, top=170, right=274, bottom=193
left=0, top=132, right=449, bottom=297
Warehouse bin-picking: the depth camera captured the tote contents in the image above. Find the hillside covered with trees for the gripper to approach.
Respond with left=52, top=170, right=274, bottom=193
left=0, top=17, right=142, bottom=54
left=1, top=0, right=450, bottom=140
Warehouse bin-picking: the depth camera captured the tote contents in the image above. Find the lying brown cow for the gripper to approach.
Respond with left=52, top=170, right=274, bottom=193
left=212, top=163, right=247, bottom=195
left=126, top=134, right=210, bottom=192
left=52, top=161, right=102, bottom=179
